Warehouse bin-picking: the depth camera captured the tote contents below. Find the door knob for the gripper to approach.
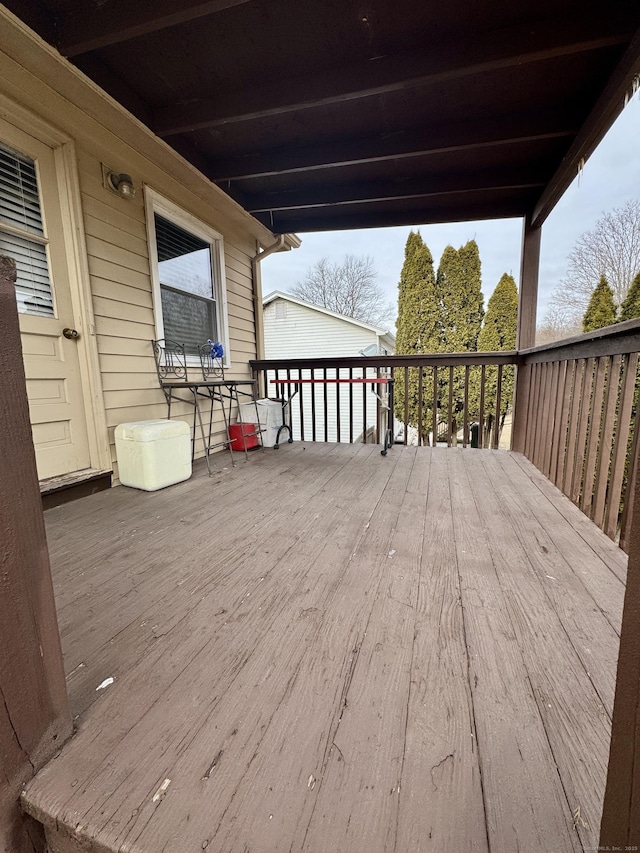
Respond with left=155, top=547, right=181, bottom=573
left=63, top=328, right=80, bottom=340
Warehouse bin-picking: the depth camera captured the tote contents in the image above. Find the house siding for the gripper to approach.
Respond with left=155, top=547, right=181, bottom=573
left=263, top=298, right=392, bottom=443
left=0, top=11, right=271, bottom=482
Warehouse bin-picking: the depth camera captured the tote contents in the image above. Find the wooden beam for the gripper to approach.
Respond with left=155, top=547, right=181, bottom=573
left=516, top=214, right=541, bottom=351
left=59, top=0, right=256, bottom=57
left=532, top=26, right=640, bottom=227
left=512, top=216, right=541, bottom=452
left=210, top=117, right=576, bottom=182
left=600, top=422, right=640, bottom=845
left=259, top=197, right=531, bottom=234
left=0, top=256, right=71, bottom=851
left=245, top=172, right=547, bottom=214
left=154, top=17, right=632, bottom=136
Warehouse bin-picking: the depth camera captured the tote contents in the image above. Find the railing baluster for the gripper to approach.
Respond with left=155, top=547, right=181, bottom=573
left=621, top=357, right=640, bottom=552
left=593, top=354, right=622, bottom=528
left=448, top=366, right=454, bottom=446
left=558, top=361, right=574, bottom=489
left=323, top=367, right=328, bottom=441
left=549, top=361, right=567, bottom=482
left=493, top=364, right=503, bottom=449
left=571, top=358, right=594, bottom=505
left=362, top=366, right=367, bottom=443
left=479, top=364, right=486, bottom=449
left=463, top=365, right=470, bottom=448
left=311, top=369, right=317, bottom=442
left=336, top=368, right=341, bottom=444
left=581, top=356, right=607, bottom=516
left=542, top=361, right=560, bottom=477
left=605, top=352, right=638, bottom=539
left=432, top=365, right=438, bottom=447
left=524, top=362, right=538, bottom=459
left=349, top=367, right=354, bottom=444
left=562, top=359, right=581, bottom=495
left=533, top=363, right=548, bottom=470
left=403, top=366, right=409, bottom=446
left=298, top=369, right=305, bottom=441
left=417, top=367, right=423, bottom=447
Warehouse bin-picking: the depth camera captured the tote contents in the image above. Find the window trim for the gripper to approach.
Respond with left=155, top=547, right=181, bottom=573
left=144, top=186, right=231, bottom=367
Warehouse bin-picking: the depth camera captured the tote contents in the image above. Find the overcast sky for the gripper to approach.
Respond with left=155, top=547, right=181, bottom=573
left=262, top=97, right=640, bottom=329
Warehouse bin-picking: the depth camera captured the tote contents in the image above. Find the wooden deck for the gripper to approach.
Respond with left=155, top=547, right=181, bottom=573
left=23, top=444, right=626, bottom=853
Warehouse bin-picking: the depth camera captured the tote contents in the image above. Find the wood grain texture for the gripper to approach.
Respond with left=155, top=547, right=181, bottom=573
left=20, top=444, right=625, bottom=853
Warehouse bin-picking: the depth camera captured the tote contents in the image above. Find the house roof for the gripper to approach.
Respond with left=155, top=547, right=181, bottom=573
left=263, top=290, right=395, bottom=342
left=5, top=1, right=640, bottom=234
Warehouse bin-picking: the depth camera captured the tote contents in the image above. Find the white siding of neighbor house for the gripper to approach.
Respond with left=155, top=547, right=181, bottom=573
left=0, top=11, right=272, bottom=483
left=263, top=298, right=390, bottom=443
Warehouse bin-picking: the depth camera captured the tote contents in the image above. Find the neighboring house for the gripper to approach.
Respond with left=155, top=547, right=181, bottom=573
left=0, top=10, right=297, bottom=494
left=263, top=291, right=395, bottom=442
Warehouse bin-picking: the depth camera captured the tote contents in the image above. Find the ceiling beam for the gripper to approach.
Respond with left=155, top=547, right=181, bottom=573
left=154, top=15, right=632, bottom=136
left=209, top=115, right=576, bottom=181
left=531, top=26, right=640, bottom=227
left=245, top=173, right=547, bottom=214
left=261, top=198, right=532, bottom=234
left=58, top=0, right=255, bottom=57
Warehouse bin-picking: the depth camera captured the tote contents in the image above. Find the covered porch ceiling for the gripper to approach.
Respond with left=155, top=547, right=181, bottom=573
left=6, top=0, right=640, bottom=234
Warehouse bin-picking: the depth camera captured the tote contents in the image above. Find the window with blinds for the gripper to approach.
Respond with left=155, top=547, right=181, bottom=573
left=0, top=141, right=54, bottom=317
left=154, top=213, right=218, bottom=354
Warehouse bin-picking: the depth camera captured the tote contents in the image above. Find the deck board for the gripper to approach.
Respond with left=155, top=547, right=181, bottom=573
left=22, top=445, right=625, bottom=853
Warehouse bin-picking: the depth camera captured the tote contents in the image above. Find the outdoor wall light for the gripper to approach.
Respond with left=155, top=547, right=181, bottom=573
left=101, top=164, right=136, bottom=199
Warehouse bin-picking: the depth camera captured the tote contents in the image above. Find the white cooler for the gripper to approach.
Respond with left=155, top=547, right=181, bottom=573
left=238, top=399, right=285, bottom=448
left=115, top=419, right=191, bottom=491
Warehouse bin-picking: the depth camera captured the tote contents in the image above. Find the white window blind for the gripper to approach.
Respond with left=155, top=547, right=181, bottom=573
left=155, top=213, right=218, bottom=354
left=0, top=141, right=53, bottom=317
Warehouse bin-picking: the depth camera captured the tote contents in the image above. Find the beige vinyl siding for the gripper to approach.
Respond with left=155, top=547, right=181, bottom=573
left=77, top=160, right=257, bottom=475
left=263, top=299, right=386, bottom=443
left=0, top=13, right=271, bottom=482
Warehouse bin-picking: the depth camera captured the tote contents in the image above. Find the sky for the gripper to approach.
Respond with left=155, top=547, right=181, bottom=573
left=261, top=96, right=640, bottom=330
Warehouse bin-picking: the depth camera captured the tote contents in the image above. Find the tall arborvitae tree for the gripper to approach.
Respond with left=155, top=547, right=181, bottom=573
left=436, top=240, right=484, bottom=440
left=475, top=273, right=518, bottom=441
left=619, top=271, right=640, bottom=322
left=394, top=231, right=440, bottom=442
left=582, top=275, right=617, bottom=332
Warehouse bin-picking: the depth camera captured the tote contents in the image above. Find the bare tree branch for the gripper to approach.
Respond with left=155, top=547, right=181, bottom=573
left=289, top=255, right=394, bottom=326
left=546, top=200, right=640, bottom=326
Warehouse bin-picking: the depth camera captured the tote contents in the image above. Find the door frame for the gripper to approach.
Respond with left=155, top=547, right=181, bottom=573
left=0, top=90, right=111, bottom=478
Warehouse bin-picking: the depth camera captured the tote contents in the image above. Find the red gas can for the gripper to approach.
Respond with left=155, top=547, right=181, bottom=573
left=228, top=423, right=260, bottom=451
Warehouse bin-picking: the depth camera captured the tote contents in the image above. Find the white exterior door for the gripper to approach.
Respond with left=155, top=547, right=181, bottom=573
left=0, top=121, right=91, bottom=480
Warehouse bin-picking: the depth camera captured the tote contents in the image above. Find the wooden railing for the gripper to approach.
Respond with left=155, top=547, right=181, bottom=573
left=252, top=324, right=640, bottom=549
left=513, top=318, right=640, bottom=551
left=251, top=353, right=517, bottom=449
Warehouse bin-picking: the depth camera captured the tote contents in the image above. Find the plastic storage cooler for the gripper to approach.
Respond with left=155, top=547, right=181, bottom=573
left=115, top=419, right=191, bottom=491
left=238, top=399, right=285, bottom=448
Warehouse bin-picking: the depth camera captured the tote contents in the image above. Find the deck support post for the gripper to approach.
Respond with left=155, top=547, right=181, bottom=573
left=600, top=426, right=640, bottom=845
left=511, top=214, right=541, bottom=453
left=0, top=256, right=72, bottom=852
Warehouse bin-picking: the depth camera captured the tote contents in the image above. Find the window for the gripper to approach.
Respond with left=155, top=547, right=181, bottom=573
left=0, top=141, right=54, bottom=317
left=147, top=190, right=229, bottom=359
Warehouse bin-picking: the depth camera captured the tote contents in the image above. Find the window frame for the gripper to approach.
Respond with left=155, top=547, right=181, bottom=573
left=144, top=187, right=231, bottom=367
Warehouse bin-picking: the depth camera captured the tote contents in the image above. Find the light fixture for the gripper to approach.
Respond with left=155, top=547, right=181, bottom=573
left=101, top=163, right=136, bottom=199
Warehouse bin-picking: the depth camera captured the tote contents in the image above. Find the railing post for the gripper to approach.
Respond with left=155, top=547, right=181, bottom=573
left=517, top=213, right=541, bottom=351
left=511, top=359, right=531, bottom=453
left=600, top=420, right=640, bottom=844
left=0, top=256, right=72, bottom=851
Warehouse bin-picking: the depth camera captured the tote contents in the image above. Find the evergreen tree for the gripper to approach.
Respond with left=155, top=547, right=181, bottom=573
left=582, top=275, right=617, bottom=332
left=436, top=240, right=484, bottom=440
left=394, top=231, right=440, bottom=442
left=474, top=273, right=518, bottom=441
left=619, top=271, right=640, bottom=322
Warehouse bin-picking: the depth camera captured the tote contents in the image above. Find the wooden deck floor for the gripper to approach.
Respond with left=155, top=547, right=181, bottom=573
left=23, top=444, right=626, bottom=853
